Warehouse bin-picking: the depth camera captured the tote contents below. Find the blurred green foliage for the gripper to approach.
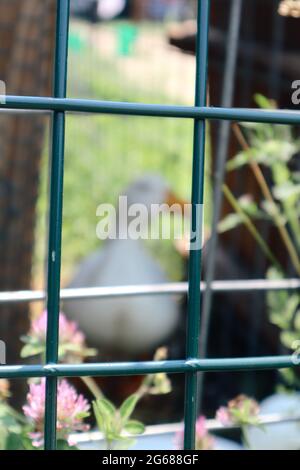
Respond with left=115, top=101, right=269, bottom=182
left=220, top=95, right=300, bottom=389
left=34, top=21, right=212, bottom=285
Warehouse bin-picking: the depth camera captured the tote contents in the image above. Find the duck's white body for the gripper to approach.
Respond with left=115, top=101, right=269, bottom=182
left=64, top=238, right=179, bottom=353
left=64, top=175, right=182, bottom=354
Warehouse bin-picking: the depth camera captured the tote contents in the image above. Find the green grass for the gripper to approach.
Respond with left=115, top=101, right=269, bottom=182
left=34, top=21, right=212, bottom=286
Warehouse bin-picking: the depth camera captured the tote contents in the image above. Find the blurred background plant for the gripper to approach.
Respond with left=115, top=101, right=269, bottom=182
left=219, top=95, right=300, bottom=389
left=23, top=378, right=91, bottom=450
left=0, top=379, right=33, bottom=450
left=1, top=0, right=299, bottom=437
left=0, top=315, right=173, bottom=450
left=216, top=394, right=261, bottom=449
left=20, top=310, right=97, bottom=363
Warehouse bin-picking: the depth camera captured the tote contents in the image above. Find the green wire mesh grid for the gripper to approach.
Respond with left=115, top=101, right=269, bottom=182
left=0, top=0, right=299, bottom=450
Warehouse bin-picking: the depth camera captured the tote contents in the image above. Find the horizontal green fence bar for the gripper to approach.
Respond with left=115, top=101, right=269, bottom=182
left=0, top=356, right=298, bottom=379
left=1, top=96, right=300, bottom=124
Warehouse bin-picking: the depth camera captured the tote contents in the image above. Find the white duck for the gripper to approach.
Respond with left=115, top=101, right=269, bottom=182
left=64, top=175, right=185, bottom=354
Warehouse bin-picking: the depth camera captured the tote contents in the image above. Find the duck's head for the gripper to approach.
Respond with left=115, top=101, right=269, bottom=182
left=120, top=174, right=186, bottom=210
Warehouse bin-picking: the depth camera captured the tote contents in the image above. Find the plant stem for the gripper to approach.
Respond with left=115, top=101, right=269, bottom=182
left=81, top=376, right=103, bottom=399
left=6, top=403, right=28, bottom=425
left=223, top=184, right=283, bottom=271
left=241, top=425, right=251, bottom=450
left=232, top=124, right=300, bottom=276
left=135, top=375, right=153, bottom=400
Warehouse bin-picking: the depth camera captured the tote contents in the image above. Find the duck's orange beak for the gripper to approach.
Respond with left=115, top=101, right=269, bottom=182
left=165, top=190, right=189, bottom=212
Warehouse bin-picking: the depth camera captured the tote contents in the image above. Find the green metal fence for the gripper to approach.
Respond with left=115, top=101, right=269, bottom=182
left=0, top=0, right=300, bottom=450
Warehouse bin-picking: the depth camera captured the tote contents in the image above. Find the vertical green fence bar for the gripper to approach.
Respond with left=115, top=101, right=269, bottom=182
left=44, top=0, right=70, bottom=450
left=183, top=0, right=210, bottom=450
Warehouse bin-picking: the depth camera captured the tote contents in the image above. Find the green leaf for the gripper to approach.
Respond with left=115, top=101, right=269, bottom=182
left=267, top=267, right=283, bottom=279
left=83, top=347, right=98, bottom=357
left=261, top=200, right=286, bottom=225
left=6, top=433, right=29, bottom=450
left=92, top=401, right=103, bottom=432
left=93, top=397, right=117, bottom=439
left=218, top=213, right=243, bottom=233
left=59, top=343, right=97, bottom=357
left=75, top=411, right=90, bottom=420
left=273, top=182, right=300, bottom=201
left=266, top=268, right=291, bottom=329
left=281, top=331, right=298, bottom=350
left=254, top=94, right=276, bottom=110
left=272, top=161, right=292, bottom=186
left=280, top=368, right=300, bottom=388
left=20, top=335, right=41, bottom=345
left=95, top=397, right=116, bottom=417
left=294, top=310, right=300, bottom=330
left=268, top=291, right=299, bottom=331
left=259, top=140, right=296, bottom=164
left=119, top=394, right=139, bottom=423
left=0, top=403, right=25, bottom=450
left=239, top=198, right=258, bottom=215
left=20, top=434, right=36, bottom=450
left=20, top=343, right=45, bottom=358
left=57, top=439, right=78, bottom=450
left=149, top=373, right=171, bottom=395
left=124, top=420, right=145, bottom=436
left=226, top=150, right=252, bottom=171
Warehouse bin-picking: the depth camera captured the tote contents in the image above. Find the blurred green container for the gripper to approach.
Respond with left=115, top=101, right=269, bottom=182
left=116, top=22, right=138, bottom=56
left=69, top=31, right=86, bottom=53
